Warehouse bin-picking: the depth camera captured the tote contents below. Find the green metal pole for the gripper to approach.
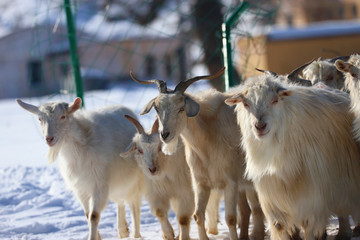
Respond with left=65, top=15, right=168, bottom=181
left=222, top=1, right=249, bottom=91
left=64, top=0, right=84, bottom=106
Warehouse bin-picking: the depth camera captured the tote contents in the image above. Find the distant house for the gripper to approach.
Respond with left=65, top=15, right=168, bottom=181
left=0, top=22, right=188, bottom=99
left=274, top=0, right=360, bottom=27
left=237, top=20, right=360, bottom=78
left=0, top=25, right=70, bottom=99
left=45, top=36, right=187, bottom=93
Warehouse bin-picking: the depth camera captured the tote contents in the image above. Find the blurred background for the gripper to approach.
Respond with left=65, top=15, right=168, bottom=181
left=0, top=0, right=359, bottom=100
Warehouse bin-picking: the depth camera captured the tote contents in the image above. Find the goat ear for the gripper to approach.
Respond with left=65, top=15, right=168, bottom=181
left=225, top=93, right=244, bottom=106
left=120, top=143, right=137, bottom=158
left=16, top=99, right=39, bottom=115
left=140, top=98, right=156, bottom=115
left=335, top=60, right=351, bottom=73
left=277, top=87, right=292, bottom=98
left=185, top=96, right=200, bottom=117
left=67, top=97, right=82, bottom=115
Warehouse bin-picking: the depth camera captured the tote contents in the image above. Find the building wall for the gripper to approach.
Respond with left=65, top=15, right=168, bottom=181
left=0, top=26, right=69, bottom=99
left=237, top=33, right=360, bottom=78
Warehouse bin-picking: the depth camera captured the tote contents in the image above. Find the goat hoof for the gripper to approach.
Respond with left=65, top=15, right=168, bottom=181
left=162, top=232, right=175, bottom=240
left=118, top=228, right=130, bottom=238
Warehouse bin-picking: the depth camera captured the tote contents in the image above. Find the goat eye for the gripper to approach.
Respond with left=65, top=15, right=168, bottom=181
left=179, top=107, right=185, bottom=113
left=271, top=99, right=278, bottom=105
left=38, top=118, right=42, bottom=122
left=60, top=115, right=66, bottom=120
left=138, top=149, right=143, bottom=154
left=352, top=73, right=357, bottom=78
left=243, top=102, right=250, bottom=108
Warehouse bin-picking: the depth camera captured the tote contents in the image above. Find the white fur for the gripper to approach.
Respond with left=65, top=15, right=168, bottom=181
left=226, top=75, right=360, bottom=240
left=303, top=59, right=345, bottom=90
left=16, top=98, right=145, bottom=240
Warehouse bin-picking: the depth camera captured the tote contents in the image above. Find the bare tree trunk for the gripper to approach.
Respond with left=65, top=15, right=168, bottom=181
left=193, top=0, right=226, bottom=91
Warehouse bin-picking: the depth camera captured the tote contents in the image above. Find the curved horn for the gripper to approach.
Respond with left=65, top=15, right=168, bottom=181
left=291, top=77, right=312, bottom=87
left=288, top=59, right=314, bottom=81
left=124, top=115, right=145, bottom=134
left=329, top=56, right=350, bottom=63
left=130, top=71, right=168, bottom=93
left=174, top=67, right=225, bottom=93
left=255, top=68, right=278, bottom=77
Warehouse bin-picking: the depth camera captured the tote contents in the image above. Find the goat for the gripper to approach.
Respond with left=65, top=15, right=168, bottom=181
left=255, top=66, right=353, bottom=238
left=335, top=54, right=360, bottom=141
left=121, top=115, right=194, bottom=240
left=130, top=68, right=265, bottom=240
left=335, top=54, right=360, bottom=236
left=256, top=60, right=312, bottom=87
left=303, top=57, right=348, bottom=90
left=16, top=98, right=145, bottom=240
left=225, top=75, right=360, bottom=240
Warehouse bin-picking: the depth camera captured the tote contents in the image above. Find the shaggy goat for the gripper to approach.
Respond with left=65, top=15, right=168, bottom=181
left=335, top=54, right=360, bottom=141
left=303, top=57, right=348, bottom=90
left=130, top=68, right=265, bottom=240
left=121, top=115, right=223, bottom=240
left=225, top=76, right=360, bottom=240
left=16, top=98, right=145, bottom=240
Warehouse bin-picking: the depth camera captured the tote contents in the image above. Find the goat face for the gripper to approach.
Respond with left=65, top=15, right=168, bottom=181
left=121, top=117, right=166, bottom=178
left=141, top=92, right=198, bottom=155
left=135, top=134, right=165, bottom=178
left=336, top=58, right=360, bottom=89
left=226, top=78, right=291, bottom=140
left=16, top=98, right=82, bottom=147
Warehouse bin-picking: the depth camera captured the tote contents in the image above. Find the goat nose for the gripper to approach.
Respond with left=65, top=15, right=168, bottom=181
left=46, top=136, right=54, bottom=143
left=255, top=122, right=267, bottom=131
left=161, top=131, right=170, bottom=140
left=149, top=167, right=157, bottom=174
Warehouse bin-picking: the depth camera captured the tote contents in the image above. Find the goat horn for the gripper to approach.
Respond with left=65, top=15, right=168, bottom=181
left=290, top=77, right=312, bottom=87
left=130, top=71, right=168, bottom=93
left=288, top=60, right=313, bottom=81
left=255, top=68, right=278, bottom=77
left=124, top=115, right=145, bottom=134
left=174, top=67, right=225, bottom=93
left=329, top=56, right=350, bottom=63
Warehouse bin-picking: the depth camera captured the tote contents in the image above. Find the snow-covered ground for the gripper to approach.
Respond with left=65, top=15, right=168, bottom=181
left=0, top=82, right=358, bottom=240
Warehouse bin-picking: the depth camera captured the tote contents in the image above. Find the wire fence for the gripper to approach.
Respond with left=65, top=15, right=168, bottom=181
left=0, top=0, right=280, bottom=124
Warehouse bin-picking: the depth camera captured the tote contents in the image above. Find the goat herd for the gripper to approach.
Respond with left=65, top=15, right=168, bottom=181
left=16, top=53, right=360, bottom=240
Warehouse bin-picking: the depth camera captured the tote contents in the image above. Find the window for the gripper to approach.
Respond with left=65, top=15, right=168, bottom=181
left=145, top=55, right=155, bottom=77
left=28, top=60, right=43, bottom=86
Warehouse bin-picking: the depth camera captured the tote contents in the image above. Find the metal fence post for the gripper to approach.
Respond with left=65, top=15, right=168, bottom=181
left=222, top=1, right=249, bottom=91
left=64, top=0, right=84, bottom=106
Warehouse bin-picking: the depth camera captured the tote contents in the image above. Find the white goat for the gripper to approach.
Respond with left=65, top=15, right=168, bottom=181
left=121, top=115, right=194, bottom=240
left=16, top=98, right=145, bottom=240
left=335, top=54, right=360, bottom=236
left=225, top=76, right=360, bottom=240
left=303, top=57, right=348, bottom=90
left=130, top=68, right=265, bottom=240
left=335, top=54, right=360, bottom=141
left=120, top=115, right=223, bottom=240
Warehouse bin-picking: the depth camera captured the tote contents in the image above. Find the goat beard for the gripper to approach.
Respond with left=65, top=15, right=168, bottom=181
left=161, top=138, right=178, bottom=156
